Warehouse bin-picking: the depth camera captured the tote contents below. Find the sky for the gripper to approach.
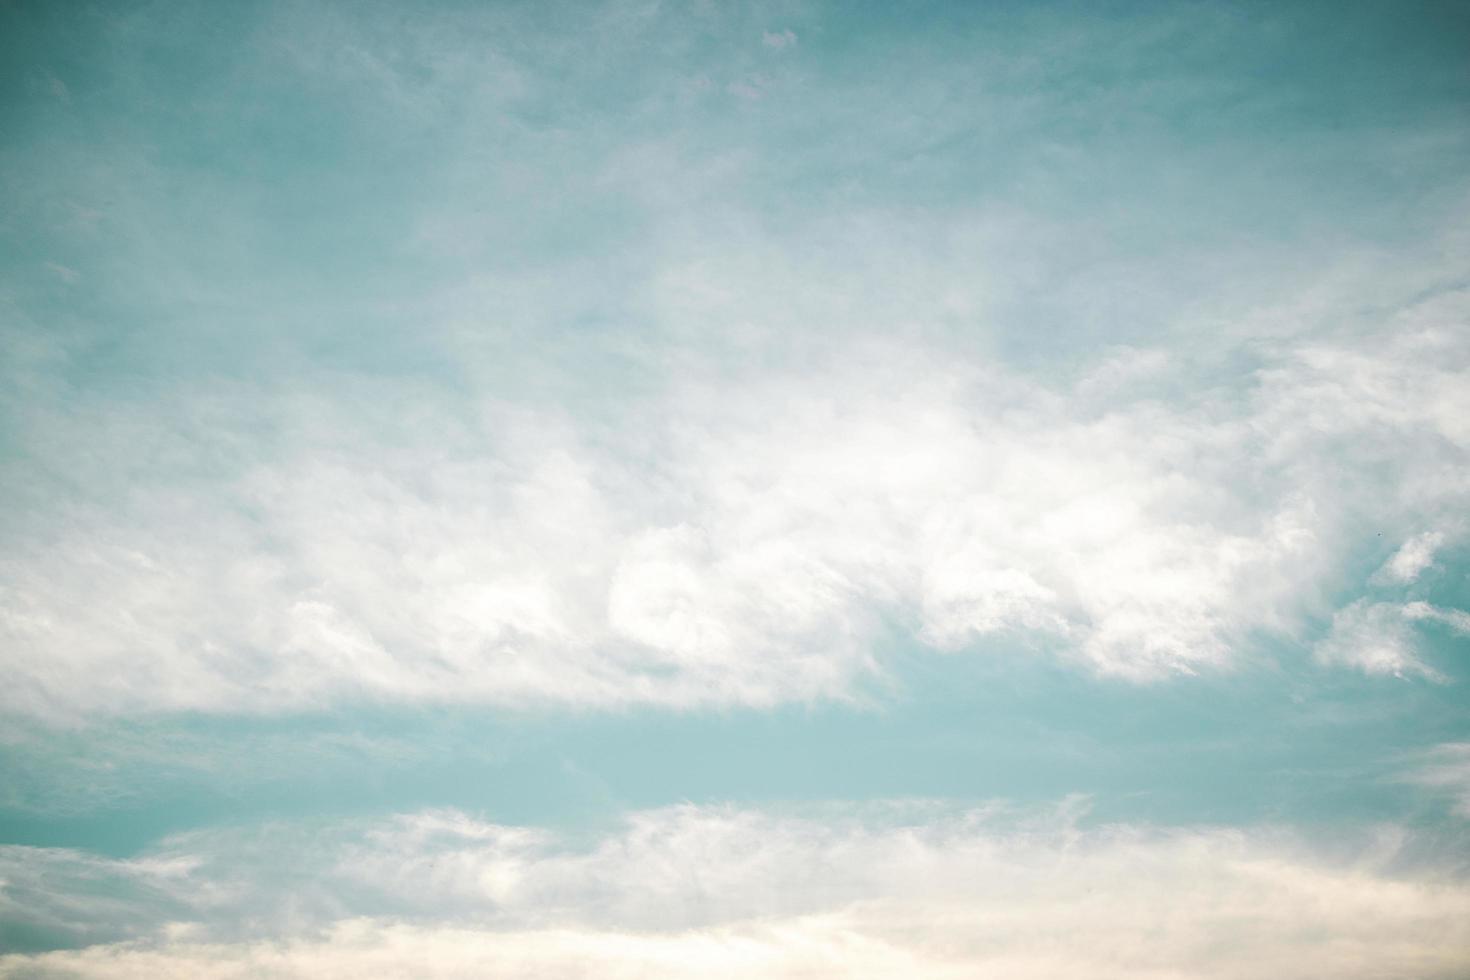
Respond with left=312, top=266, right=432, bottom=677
left=2, top=0, right=1470, bottom=976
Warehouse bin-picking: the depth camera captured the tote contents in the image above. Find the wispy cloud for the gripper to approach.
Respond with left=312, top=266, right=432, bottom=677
left=1408, top=744, right=1470, bottom=819
left=762, top=29, right=797, bottom=50
left=2, top=802, right=1468, bottom=978
left=1313, top=601, right=1440, bottom=680
left=3, top=291, right=1469, bottom=719
left=1374, top=531, right=1448, bottom=585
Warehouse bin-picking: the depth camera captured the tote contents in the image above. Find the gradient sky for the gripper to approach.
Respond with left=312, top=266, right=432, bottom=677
left=2, top=1, right=1470, bottom=977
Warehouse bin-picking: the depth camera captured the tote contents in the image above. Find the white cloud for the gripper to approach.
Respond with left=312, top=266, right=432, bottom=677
left=1313, top=600, right=1442, bottom=680
left=0, top=345, right=1332, bottom=719
left=5, top=298, right=1470, bottom=719
left=1374, top=531, right=1447, bottom=584
left=2, top=803, right=1469, bottom=979
left=1314, top=598, right=1470, bottom=680
left=1402, top=601, right=1470, bottom=637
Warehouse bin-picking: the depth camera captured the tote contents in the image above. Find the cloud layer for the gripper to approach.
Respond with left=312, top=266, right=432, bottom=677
left=4, top=297, right=1469, bottom=720
left=5, top=0, right=1470, bottom=720
left=3, top=802, right=1469, bottom=979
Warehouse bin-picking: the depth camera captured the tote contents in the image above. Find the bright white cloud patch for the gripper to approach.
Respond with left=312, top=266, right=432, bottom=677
left=1375, top=531, right=1447, bottom=584
left=2, top=803, right=1469, bottom=979
left=3, top=304, right=1470, bottom=719
left=1314, top=600, right=1439, bottom=680
left=1313, top=598, right=1470, bottom=680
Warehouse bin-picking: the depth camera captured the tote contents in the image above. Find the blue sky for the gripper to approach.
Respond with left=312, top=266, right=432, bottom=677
left=3, top=0, right=1470, bottom=976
